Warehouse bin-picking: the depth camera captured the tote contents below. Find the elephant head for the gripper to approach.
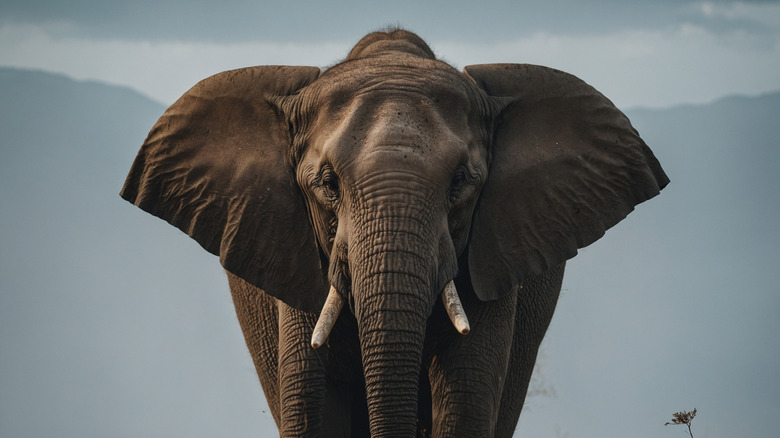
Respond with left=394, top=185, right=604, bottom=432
left=121, top=29, right=668, bottom=435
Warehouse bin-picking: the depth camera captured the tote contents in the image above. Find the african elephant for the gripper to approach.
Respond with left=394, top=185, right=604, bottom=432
left=121, top=29, right=668, bottom=437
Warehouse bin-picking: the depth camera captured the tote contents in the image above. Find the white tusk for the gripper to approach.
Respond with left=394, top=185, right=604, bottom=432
left=441, top=280, right=470, bottom=335
left=311, top=285, right=344, bottom=348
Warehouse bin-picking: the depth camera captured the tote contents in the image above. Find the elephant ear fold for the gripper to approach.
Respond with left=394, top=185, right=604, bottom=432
left=121, top=66, right=330, bottom=313
left=464, top=64, right=669, bottom=301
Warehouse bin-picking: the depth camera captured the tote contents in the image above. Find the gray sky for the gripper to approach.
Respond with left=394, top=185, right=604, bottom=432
left=1, top=0, right=779, bottom=107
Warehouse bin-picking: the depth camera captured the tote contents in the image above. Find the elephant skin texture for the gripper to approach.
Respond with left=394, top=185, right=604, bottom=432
left=121, top=29, right=668, bottom=437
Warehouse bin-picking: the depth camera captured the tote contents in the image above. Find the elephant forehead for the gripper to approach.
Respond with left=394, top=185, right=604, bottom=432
left=364, top=99, right=469, bottom=147
left=313, top=91, right=476, bottom=166
left=297, top=58, right=493, bottom=177
left=305, top=68, right=481, bottom=148
left=297, top=105, right=468, bottom=193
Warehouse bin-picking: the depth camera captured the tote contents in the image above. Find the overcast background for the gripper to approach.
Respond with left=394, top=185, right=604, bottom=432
left=3, top=0, right=780, bottom=108
left=1, top=1, right=779, bottom=437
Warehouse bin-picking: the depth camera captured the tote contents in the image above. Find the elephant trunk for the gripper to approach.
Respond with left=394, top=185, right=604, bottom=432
left=355, top=252, right=431, bottom=436
left=350, top=206, right=439, bottom=437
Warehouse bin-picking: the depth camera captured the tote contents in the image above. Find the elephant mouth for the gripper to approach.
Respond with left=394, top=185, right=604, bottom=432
left=310, top=280, right=470, bottom=348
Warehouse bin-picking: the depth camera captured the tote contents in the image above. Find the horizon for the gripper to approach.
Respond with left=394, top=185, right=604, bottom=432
left=4, top=64, right=780, bottom=113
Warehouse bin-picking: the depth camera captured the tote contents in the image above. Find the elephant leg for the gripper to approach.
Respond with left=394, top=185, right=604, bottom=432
left=321, top=313, right=370, bottom=438
left=494, top=263, right=565, bottom=438
left=227, top=272, right=282, bottom=427
left=277, top=299, right=330, bottom=437
left=318, top=376, right=373, bottom=438
left=427, top=275, right=517, bottom=438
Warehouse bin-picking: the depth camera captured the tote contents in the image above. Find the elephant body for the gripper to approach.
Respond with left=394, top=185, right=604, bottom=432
left=229, top=263, right=564, bottom=437
left=121, top=29, right=668, bottom=437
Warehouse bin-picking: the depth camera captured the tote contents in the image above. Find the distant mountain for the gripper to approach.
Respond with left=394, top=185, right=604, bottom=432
left=0, top=68, right=275, bottom=437
left=626, top=91, right=780, bottom=264
left=1, top=68, right=777, bottom=438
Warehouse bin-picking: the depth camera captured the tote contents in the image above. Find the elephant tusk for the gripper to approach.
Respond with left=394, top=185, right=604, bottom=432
left=441, top=280, right=470, bottom=335
left=311, top=285, right=344, bottom=348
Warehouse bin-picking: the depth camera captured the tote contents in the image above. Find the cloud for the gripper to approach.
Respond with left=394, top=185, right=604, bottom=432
left=700, top=0, right=780, bottom=23
left=437, top=21, right=780, bottom=108
left=2, top=18, right=779, bottom=109
left=6, top=0, right=777, bottom=43
left=0, top=22, right=351, bottom=103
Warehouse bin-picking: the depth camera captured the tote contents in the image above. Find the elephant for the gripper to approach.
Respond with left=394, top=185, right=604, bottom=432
left=121, top=29, right=668, bottom=437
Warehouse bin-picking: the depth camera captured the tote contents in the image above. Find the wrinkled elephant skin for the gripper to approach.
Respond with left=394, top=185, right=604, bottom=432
left=121, top=29, right=668, bottom=437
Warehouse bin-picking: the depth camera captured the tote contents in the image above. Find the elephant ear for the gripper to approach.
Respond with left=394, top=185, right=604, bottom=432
left=464, top=64, right=669, bottom=301
left=120, top=65, right=329, bottom=313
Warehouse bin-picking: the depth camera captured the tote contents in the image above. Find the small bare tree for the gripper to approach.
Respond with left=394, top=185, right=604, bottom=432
left=665, top=408, right=697, bottom=438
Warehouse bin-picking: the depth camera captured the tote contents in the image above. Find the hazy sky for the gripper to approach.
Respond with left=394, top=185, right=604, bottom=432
left=1, top=0, right=779, bottom=108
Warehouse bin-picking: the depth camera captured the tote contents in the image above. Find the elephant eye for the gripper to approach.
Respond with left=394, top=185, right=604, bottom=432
left=319, top=166, right=340, bottom=201
left=448, top=167, right=478, bottom=207
left=448, top=169, right=468, bottom=205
